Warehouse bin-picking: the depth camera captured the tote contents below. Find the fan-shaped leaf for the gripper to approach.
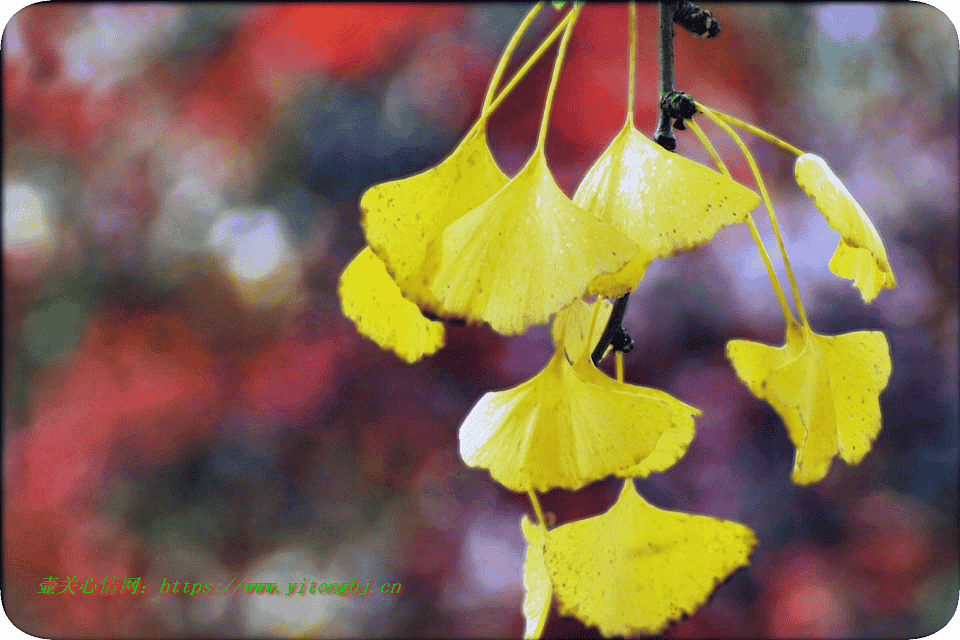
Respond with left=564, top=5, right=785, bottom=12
left=794, top=153, right=896, bottom=302
left=521, top=515, right=552, bottom=639
left=458, top=349, right=673, bottom=492
left=428, top=150, right=637, bottom=335
left=544, top=481, right=756, bottom=636
left=360, top=125, right=509, bottom=309
left=727, top=319, right=892, bottom=484
left=575, top=121, right=760, bottom=295
left=339, top=247, right=444, bottom=363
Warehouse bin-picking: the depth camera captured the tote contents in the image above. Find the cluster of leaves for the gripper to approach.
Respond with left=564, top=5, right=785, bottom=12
left=339, top=3, right=895, bottom=637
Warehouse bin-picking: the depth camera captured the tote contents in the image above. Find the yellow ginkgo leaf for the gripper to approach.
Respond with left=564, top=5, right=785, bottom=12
left=575, top=120, right=761, bottom=296
left=623, top=416, right=697, bottom=478
left=458, top=349, right=674, bottom=492
left=338, top=246, right=444, bottom=363
left=549, top=300, right=698, bottom=478
left=726, top=319, right=892, bottom=484
left=427, top=150, right=638, bottom=335
left=521, top=515, right=552, bottom=640
left=360, top=124, right=509, bottom=308
left=587, top=257, right=648, bottom=299
left=571, top=354, right=699, bottom=477
left=550, top=297, right=612, bottom=363
left=544, top=480, right=756, bottom=637
left=794, top=153, right=896, bottom=303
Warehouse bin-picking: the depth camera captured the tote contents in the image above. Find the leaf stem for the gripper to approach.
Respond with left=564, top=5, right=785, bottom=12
left=535, top=5, right=580, bottom=153
left=627, top=2, right=637, bottom=126
left=709, top=107, right=805, bottom=156
left=528, top=489, right=547, bottom=529
left=471, top=9, right=578, bottom=139
left=698, top=103, right=810, bottom=326
left=482, top=4, right=545, bottom=112
left=687, top=119, right=796, bottom=325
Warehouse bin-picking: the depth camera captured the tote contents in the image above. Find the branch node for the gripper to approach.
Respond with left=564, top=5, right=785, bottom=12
left=674, top=1, right=721, bottom=38
left=661, top=90, right=698, bottom=120
left=611, top=327, right=634, bottom=354
left=655, top=134, right=678, bottom=151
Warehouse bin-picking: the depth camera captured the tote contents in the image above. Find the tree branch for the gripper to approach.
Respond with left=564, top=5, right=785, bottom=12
left=654, top=0, right=678, bottom=151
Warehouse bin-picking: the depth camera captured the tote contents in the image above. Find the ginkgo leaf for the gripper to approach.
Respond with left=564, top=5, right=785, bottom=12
left=587, top=257, right=649, bottom=299
left=360, top=124, right=509, bottom=308
left=549, top=300, right=699, bottom=478
left=571, top=354, right=699, bottom=477
left=575, top=120, right=761, bottom=296
left=726, top=319, right=892, bottom=484
left=521, top=515, right=552, bottom=640
left=794, top=153, right=896, bottom=303
left=550, top=297, right=612, bottom=363
left=427, top=150, right=638, bottom=335
left=623, top=415, right=697, bottom=477
left=338, top=246, right=444, bottom=363
left=543, top=480, right=756, bottom=637
left=458, top=349, right=675, bottom=492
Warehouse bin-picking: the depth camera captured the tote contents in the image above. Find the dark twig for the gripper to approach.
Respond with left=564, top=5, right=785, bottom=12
left=421, top=310, right=466, bottom=326
left=654, top=0, right=678, bottom=151
left=591, top=293, right=630, bottom=364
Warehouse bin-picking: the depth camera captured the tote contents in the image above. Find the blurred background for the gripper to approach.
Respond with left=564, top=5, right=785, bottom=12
left=3, top=3, right=957, bottom=638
